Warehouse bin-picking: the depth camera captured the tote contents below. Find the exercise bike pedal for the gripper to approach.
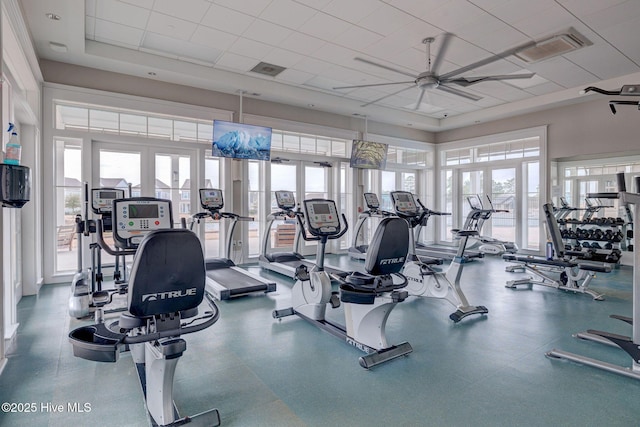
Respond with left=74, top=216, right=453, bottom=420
left=330, top=292, right=341, bottom=308
left=272, top=307, right=295, bottom=319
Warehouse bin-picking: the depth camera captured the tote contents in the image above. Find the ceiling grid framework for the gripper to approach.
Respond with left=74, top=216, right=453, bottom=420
left=19, top=0, right=640, bottom=131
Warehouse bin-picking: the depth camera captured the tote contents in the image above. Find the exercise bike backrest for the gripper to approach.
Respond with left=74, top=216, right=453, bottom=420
left=364, top=217, right=409, bottom=276
left=127, top=229, right=207, bottom=317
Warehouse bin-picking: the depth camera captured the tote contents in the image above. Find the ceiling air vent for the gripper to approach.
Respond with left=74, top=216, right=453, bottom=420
left=250, top=62, right=286, bottom=77
left=514, top=28, right=592, bottom=63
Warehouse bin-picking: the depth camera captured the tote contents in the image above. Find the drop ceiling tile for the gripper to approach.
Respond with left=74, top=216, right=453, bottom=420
left=300, top=12, right=352, bottom=42
left=294, top=56, right=335, bottom=75
left=95, top=0, right=151, bottom=30
left=153, top=0, right=211, bottom=23
left=358, top=3, right=415, bottom=36
left=86, top=16, right=96, bottom=39
left=488, top=0, right=556, bottom=25
left=387, top=48, right=425, bottom=74
left=213, top=0, right=273, bottom=17
left=503, top=72, right=547, bottom=89
left=262, top=47, right=304, bottom=68
left=523, top=81, right=564, bottom=96
left=215, top=52, right=259, bottom=71
left=94, top=18, right=144, bottom=47
left=142, top=32, right=222, bottom=64
left=191, top=25, right=238, bottom=50
left=347, top=87, right=391, bottom=102
left=526, top=56, right=598, bottom=88
left=425, top=0, right=485, bottom=31
left=280, top=32, right=326, bottom=55
left=449, top=12, right=506, bottom=40
left=470, top=81, right=530, bottom=102
left=259, top=0, right=317, bottom=30
left=466, top=0, right=510, bottom=10
left=510, top=3, right=576, bottom=38
left=597, top=16, right=640, bottom=64
left=121, top=0, right=155, bottom=9
left=567, top=43, right=639, bottom=80
left=229, top=37, right=272, bottom=59
left=473, top=26, right=531, bottom=54
left=438, top=37, right=493, bottom=69
left=275, top=68, right=315, bottom=85
left=313, top=43, right=361, bottom=66
left=322, top=0, right=383, bottom=24
left=86, top=0, right=97, bottom=17
left=581, top=0, right=640, bottom=31
left=383, top=0, right=449, bottom=19
left=293, top=0, right=332, bottom=9
left=333, top=26, right=383, bottom=51
left=146, top=12, right=197, bottom=40
left=201, top=4, right=255, bottom=36
left=558, top=0, right=629, bottom=18
left=390, top=18, right=441, bottom=46
left=242, top=19, right=293, bottom=45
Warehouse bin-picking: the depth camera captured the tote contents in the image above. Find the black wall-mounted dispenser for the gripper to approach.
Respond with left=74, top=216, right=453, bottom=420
left=0, top=164, right=30, bottom=208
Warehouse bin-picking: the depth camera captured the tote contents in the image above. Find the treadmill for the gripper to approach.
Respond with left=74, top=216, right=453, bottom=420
left=259, top=190, right=349, bottom=280
left=392, top=192, right=483, bottom=262
left=193, top=189, right=276, bottom=300
left=348, top=192, right=395, bottom=260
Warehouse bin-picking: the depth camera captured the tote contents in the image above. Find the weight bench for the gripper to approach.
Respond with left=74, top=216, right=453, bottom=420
left=503, top=203, right=611, bottom=300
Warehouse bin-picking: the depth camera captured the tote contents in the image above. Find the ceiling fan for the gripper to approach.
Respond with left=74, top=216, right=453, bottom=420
left=334, top=33, right=536, bottom=110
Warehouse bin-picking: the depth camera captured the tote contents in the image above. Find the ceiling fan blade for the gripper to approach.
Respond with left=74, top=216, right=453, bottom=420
left=414, top=88, right=426, bottom=110
left=439, top=40, right=537, bottom=81
left=436, top=84, right=482, bottom=101
left=354, top=57, right=417, bottom=79
left=430, top=32, right=453, bottom=76
left=445, top=73, right=536, bottom=87
left=361, top=86, right=415, bottom=107
left=333, top=81, right=415, bottom=90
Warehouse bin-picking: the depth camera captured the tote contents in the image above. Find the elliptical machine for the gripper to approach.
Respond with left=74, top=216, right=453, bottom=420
left=391, top=191, right=489, bottom=323
left=462, top=195, right=518, bottom=255
left=348, top=192, right=395, bottom=260
left=69, top=196, right=221, bottom=426
left=273, top=198, right=412, bottom=369
left=68, top=184, right=126, bottom=321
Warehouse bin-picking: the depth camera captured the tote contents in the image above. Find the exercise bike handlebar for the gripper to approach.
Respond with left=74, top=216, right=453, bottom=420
left=121, top=293, right=220, bottom=344
left=95, top=219, right=137, bottom=257
left=295, top=212, right=349, bottom=242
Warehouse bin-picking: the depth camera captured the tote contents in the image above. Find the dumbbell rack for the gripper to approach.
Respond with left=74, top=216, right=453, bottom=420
left=558, top=216, right=624, bottom=264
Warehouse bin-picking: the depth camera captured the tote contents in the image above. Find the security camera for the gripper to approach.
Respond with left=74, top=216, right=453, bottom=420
left=443, top=113, right=448, bottom=118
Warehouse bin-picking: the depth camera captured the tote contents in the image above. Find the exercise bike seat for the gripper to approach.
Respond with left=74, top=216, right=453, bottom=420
left=340, top=217, right=410, bottom=304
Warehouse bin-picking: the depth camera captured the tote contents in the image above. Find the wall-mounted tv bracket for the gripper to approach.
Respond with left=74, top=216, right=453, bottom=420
left=582, top=85, right=640, bottom=114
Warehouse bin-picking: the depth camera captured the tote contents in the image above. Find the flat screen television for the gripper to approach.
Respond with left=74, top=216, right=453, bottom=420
left=349, top=140, right=388, bottom=169
left=212, top=120, right=272, bottom=161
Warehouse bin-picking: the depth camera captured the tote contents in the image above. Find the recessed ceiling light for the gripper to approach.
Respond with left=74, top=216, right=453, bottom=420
left=49, top=41, right=67, bottom=53
left=46, top=13, right=61, bottom=20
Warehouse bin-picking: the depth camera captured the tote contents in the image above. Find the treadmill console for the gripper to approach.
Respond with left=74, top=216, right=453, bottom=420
left=303, top=199, right=340, bottom=236
left=363, top=192, right=380, bottom=209
left=92, top=188, right=126, bottom=214
left=391, top=191, right=419, bottom=216
left=200, top=189, right=224, bottom=210
left=113, top=198, right=173, bottom=249
left=275, top=191, right=296, bottom=210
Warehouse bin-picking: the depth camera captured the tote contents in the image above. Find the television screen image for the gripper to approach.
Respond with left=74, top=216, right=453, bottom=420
left=212, top=120, right=272, bottom=161
left=349, top=140, right=388, bottom=169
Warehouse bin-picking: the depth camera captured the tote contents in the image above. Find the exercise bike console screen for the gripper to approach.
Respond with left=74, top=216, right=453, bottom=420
left=391, top=191, right=419, bottom=215
left=92, top=188, right=126, bottom=214
left=364, top=192, right=380, bottom=209
left=200, top=189, right=224, bottom=210
left=113, top=198, right=173, bottom=248
left=275, top=191, right=296, bottom=210
left=304, top=199, right=340, bottom=236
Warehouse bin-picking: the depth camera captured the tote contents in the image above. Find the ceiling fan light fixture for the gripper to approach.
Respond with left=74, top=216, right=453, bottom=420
left=514, top=28, right=592, bottom=63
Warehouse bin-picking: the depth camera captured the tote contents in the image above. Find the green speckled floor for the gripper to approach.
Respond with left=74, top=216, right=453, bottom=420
left=1, top=256, right=639, bottom=426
